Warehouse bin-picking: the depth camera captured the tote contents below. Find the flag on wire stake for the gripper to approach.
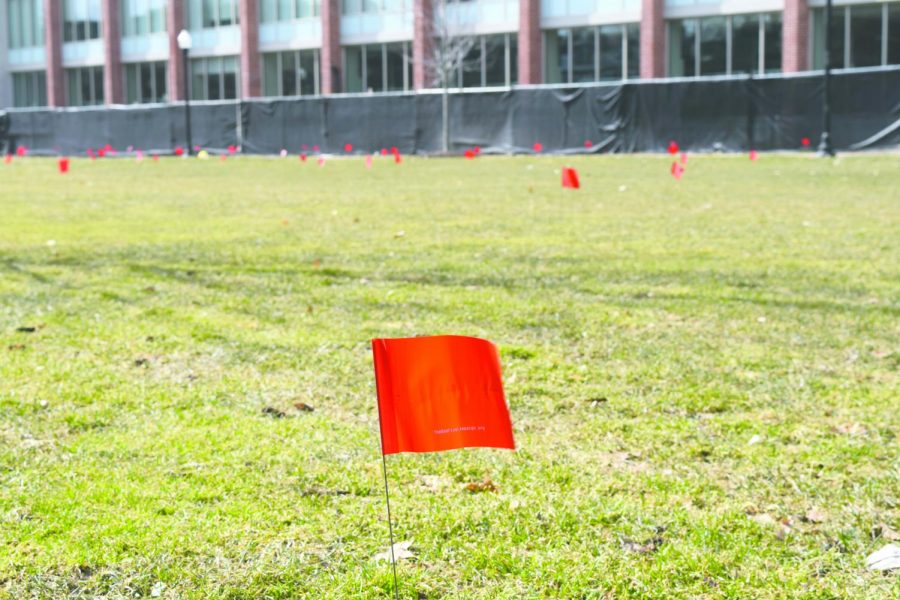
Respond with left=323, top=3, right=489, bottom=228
left=371, top=335, right=515, bottom=599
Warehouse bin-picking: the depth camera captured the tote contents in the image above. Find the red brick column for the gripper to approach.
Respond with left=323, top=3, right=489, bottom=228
left=412, top=0, right=433, bottom=89
left=102, top=0, right=123, bottom=104
left=783, top=0, right=810, bottom=73
left=640, top=0, right=665, bottom=79
left=518, top=0, right=541, bottom=83
left=43, top=0, right=65, bottom=106
left=321, top=0, right=341, bottom=94
left=240, top=0, right=261, bottom=97
left=167, top=0, right=186, bottom=100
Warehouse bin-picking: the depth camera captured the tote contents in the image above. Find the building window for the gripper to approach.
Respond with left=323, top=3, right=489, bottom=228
left=190, top=56, right=239, bottom=100
left=262, top=50, right=320, bottom=96
left=544, top=24, right=638, bottom=84
left=121, top=0, right=167, bottom=37
left=12, top=71, right=47, bottom=107
left=65, top=66, right=104, bottom=105
left=456, top=34, right=517, bottom=87
left=7, top=0, right=44, bottom=49
left=186, top=0, right=239, bottom=30
left=260, top=0, right=320, bottom=21
left=342, top=0, right=404, bottom=16
left=124, top=61, right=167, bottom=103
left=343, top=42, right=411, bottom=92
left=669, top=13, right=781, bottom=77
left=813, top=4, right=900, bottom=69
left=63, top=0, right=102, bottom=42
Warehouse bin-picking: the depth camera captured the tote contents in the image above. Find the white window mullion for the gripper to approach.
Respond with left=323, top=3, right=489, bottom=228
left=843, top=6, right=850, bottom=68
left=695, top=19, right=701, bottom=77
left=725, top=17, right=732, bottom=75
left=882, top=3, right=888, bottom=66
left=758, top=14, right=764, bottom=75
left=621, top=24, right=627, bottom=80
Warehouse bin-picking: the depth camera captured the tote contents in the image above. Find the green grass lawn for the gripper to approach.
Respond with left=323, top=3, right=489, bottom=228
left=1, top=153, right=898, bottom=599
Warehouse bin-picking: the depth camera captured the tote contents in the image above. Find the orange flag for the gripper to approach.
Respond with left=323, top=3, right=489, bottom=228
left=372, top=335, right=515, bottom=455
left=561, top=167, right=580, bottom=189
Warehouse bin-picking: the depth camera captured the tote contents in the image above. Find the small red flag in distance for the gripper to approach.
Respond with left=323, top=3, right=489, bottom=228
left=228, top=144, right=236, bottom=154
left=381, top=148, right=388, bottom=156
left=313, top=144, right=320, bottom=152
left=464, top=149, right=476, bottom=160
left=175, top=146, right=184, bottom=156
left=58, top=157, right=69, bottom=173
left=584, top=140, right=592, bottom=148
left=390, top=146, right=399, bottom=155
left=533, top=142, right=542, bottom=153
left=104, top=143, right=113, bottom=152
left=680, top=151, right=688, bottom=165
left=561, top=167, right=580, bottom=189
left=474, top=146, right=481, bottom=155
left=365, top=154, right=373, bottom=169
left=152, top=154, right=159, bottom=161
left=801, top=137, right=810, bottom=147
left=394, top=151, right=402, bottom=164
left=671, top=161, right=685, bottom=180
left=300, top=153, right=307, bottom=162
left=372, top=335, right=515, bottom=455
left=317, top=156, right=326, bottom=167
left=749, top=149, right=759, bottom=161
left=668, top=140, right=679, bottom=155
left=3, top=154, right=11, bottom=164
left=344, top=143, right=353, bottom=152
left=16, top=146, right=26, bottom=157
left=98, top=148, right=106, bottom=158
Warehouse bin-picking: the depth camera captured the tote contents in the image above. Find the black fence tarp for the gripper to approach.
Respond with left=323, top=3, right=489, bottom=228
left=3, top=67, right=899, bottom=155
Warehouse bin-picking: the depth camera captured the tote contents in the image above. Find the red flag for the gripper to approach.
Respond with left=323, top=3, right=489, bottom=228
left=801, top=137, right=810, bottom=147
left=561, top=167, right=580, bottom=189
left=532, top=142, right=542, bottom=153
left=175, top=146, right=184, bottom=156
left=4, top=154, right=11, bottom=164
left=394, top=152, right=402, bottom=164
left=680, top=151, right=688, bottom=165
left=58, top=157, right=69, bottom=173
left=474, top=146, right=481, bottom=155
left=749, top=149, right=759, bottom=161
left=300, top=153, right=307, bottom=162
left=365, top=154, right=373, bottom=169
left=584, top=139, right=592, bottom=148
left=381, top=148, right=388, bottom=156
left=372, top=335, right=515, bottom=455
left=228, top=144, right=237, bottom=154
left=16, top=146, right=26, bottom=157
left=344, top=143, right=353, bottom=152
left=671, top=161, right=684, bottom=180
left=313, top=144, right=320, bottom=152
left=464, top=149, right=476, bottom=160
left=668, top=140, right=679, bottom=155
left=152, top=154, right=159, bottom=161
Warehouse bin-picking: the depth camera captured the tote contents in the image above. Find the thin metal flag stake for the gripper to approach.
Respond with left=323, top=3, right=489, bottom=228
left=373, top=353, right=400, bottom=600
left=380, top=452, right=400, bottom=600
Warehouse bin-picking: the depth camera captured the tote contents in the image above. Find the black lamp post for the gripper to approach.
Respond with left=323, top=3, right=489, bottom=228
left=177, top=29, right=193, bottom=156
left=817, top=0, right=836, bottom=157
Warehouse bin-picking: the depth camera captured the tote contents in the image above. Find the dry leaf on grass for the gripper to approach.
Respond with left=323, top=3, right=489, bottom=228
left=262, top=407, right=287, bottom=418
left=15, top=326, right=37, bottom=333
left=832, top=422, right=868, bottom=436
left=418, top=475, right=453, bottom=492
left=374, top=540, right=415, bottom=563
left=865, top=544, right=900, bottom=572
left=804, top=508, right=828, bottom=524
left=293, top=402, right=315, bottom=412
left=620, top=536, right=664, bottom=554
left=872, top=523, right=900, bottom=542
left=8, top=344, right=26, bottom=351
left=465, top=478, right=498, bottom=493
